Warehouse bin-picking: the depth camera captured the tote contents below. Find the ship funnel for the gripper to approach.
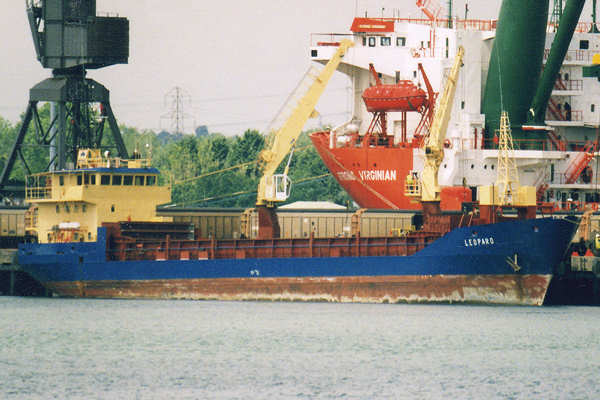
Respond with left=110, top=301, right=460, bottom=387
left=482, top=0, right=549, bottom=140
left=527, top=0, right=585, bottom=126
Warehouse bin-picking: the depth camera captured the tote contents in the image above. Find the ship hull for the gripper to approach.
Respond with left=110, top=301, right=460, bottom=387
left=45, top=275, right=551, bottom=305
left=310, top=131, right=415, bottom=209
left=18, top=217, right=578, bottom=306
left=309, top=132, right=471, bottom=210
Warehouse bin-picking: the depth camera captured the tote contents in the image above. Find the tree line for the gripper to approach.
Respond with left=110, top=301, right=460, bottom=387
left=0, top=107, right=352, bottom=208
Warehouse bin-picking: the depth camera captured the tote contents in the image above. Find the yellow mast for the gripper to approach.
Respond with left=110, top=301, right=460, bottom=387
left=495, top=111, right=520, bottom=205
left=405, top=46, right=464, bottom=204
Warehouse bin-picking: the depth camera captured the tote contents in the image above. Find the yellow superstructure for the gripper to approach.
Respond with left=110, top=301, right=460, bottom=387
left=25, top=149, right=171, bottom=243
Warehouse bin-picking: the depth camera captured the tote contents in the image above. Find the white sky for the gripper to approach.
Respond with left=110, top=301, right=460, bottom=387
left=0, top=0, right=576, bottom=136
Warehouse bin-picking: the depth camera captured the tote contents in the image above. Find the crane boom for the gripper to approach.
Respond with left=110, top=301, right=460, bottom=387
left=256, top=39, right=354, bottom=206
left=420, top=46, right=464, bottom=203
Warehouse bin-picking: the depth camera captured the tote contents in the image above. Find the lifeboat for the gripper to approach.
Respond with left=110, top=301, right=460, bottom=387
left=362, top=81, right=428, bottom=112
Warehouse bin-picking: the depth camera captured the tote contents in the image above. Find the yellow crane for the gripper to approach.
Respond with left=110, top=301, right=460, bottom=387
left=405, top=46, right=464, bottom=214
left=254, top=38, right=354, bottom=238
left=478, top=111, right=537, bottom=221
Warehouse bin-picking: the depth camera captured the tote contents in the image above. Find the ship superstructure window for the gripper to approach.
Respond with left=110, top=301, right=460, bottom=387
left=135, top=176, right=144, bottom=185
left=381, top=37, right=391, bottom=46
left=580, top=40, right=589, bottom=49
left=59, top=176, right=64, bottom=186
left=396, top=37, right=406, bottom=46
left=77, top=175, right=82, bottom=185
left=362, top=37, right=367, bottom=46
left=101, top=175, right=110, bottom=185
left=592, top=104, right=596, bottom=112
left=368, top=37, right=376, bottom=47
left=84, top=173, right=94, bottom=185
left=147, top=176, right=156, bottom=186
left=123, top=175, right=133, bottom=186
left=112, top=175, right=122, bottom=185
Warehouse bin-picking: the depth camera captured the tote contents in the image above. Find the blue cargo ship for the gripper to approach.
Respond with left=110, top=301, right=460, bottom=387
left=17, top=149, right=579, bottom=305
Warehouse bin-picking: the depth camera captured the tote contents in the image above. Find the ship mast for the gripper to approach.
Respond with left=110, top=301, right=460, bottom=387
left=407, top=46, right=464, bottom=216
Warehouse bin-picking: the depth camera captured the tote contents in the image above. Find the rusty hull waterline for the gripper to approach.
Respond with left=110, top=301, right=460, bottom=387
left=47, top=274, right=552, bottom=306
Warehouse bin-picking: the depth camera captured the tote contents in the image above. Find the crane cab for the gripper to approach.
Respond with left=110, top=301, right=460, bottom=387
left=264, top=174, right=292, bottom=203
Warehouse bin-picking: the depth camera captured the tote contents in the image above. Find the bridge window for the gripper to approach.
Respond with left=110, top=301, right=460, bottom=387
left=123, top=175, right=133, bottom=186
left=396, top=37, right=406, bottom=46
left=380, top=37, right=391, bottom=46
left=101, top=175, right=110, bottom=185
left=112, top=175, right=122, bottom=185
left=147, top=176, right=156, bottom=186
left=368, top=37, right=376, bottom=47
left=135, top=176, right=144, bottom=185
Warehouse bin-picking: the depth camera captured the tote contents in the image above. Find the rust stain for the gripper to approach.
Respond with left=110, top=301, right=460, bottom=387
left=45, top=274, right=553, bottom=306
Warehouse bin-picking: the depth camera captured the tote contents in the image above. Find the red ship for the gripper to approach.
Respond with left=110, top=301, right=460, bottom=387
left=310, top=62, right=470, bottom=210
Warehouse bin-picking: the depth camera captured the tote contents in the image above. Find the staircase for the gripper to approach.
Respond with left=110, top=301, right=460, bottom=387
left=564, top=142, right=597, bottom=184
left=548, top=131, right=566, bottom=151
left=547, top=97, right=565, bottom=121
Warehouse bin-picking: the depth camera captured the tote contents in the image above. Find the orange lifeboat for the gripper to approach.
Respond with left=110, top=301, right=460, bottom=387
left=362, top=81, right=428, bottom=112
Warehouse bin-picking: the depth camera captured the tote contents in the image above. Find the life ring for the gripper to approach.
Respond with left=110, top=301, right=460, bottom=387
left=443, top=139, right=452, bottom=149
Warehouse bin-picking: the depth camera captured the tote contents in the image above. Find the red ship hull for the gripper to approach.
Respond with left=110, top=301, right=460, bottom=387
left=310, top=131, right=470, bottom=210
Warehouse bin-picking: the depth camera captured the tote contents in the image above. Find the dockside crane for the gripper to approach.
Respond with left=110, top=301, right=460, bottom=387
left=254, top=39, right=354, bottom=239
left=405, top=46, right=464, bottom=217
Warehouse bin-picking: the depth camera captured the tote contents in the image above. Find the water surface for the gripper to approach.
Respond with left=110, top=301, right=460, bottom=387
left=1, top=298, right=598, bottom=399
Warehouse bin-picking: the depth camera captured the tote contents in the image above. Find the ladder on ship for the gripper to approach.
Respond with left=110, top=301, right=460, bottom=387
left=564, top=141, right=597, bottom=184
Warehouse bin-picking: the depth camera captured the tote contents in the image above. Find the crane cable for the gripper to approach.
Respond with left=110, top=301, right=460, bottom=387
left=172, top=144, right=314, bottom=186
left=172, top=172, right=332, bottom=207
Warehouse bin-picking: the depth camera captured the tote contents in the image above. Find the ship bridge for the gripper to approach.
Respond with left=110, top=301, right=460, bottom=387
left=25, top=150, right=171, bottom=244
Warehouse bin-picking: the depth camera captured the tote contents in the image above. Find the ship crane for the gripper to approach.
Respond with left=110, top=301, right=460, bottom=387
left=255, top=39, right=354, bottom=239
left=478, top=111, right=537, bottom=222
left=405, top=46, right=464, bottom=216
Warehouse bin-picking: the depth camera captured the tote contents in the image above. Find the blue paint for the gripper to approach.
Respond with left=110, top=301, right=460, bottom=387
left=18, top=217, right=578, bottom=286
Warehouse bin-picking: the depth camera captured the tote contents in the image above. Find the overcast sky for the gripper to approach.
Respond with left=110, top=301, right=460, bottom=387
left=0, top=0, right=577, bottom=136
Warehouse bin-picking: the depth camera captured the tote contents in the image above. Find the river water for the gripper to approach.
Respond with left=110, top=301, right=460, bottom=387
left=1, top=297, right=599, bottom=399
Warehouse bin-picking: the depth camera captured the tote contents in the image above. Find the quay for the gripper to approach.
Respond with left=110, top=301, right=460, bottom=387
left=0, top=249, right=47, bottom=296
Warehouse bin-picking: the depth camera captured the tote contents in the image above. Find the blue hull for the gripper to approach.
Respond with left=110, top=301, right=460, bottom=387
left=18, top=217, right=578, bottom=305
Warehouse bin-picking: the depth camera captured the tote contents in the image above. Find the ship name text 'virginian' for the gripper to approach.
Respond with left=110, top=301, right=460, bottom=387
left=358, top=170, right=397, bottom=181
